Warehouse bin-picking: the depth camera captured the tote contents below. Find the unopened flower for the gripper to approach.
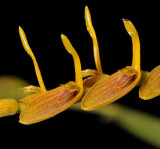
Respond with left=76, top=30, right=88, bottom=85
left=139, top=65, right=160, bottom=100
left=0, top=99, right=18, bottom=117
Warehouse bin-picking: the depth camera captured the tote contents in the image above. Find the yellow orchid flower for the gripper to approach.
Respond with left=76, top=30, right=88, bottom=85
left=139, top=65, right=160, bottom=100
left=0, top=6, right=151, bottom=124
left=81, top=7, right=141, bottom=110
left=18, top=27, right=83, bottom=124
left=0, top=27, right=83, bottom=125
left=82, top=6, right=148, bottom=90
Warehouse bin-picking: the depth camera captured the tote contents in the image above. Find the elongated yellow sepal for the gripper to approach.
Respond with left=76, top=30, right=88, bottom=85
left=85, top=6, right=102, bottom=74
left=19, top=27, right=46, bottom=92
left=123, top=19, right=140, bottom=71
left=0, top=99, right=18, bottom=117
left=61, top=34, right=83, bottom=89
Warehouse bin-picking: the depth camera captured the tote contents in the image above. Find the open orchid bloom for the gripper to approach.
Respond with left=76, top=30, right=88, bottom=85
left=139, top=65, right=160, bottom=100
left=81, top=14, right=141, bottom=110
left=82, top=6, right=149, bottom=90
left=0, top=27, right=83, bottom=125
left=18, top=28, right=83, bottom=124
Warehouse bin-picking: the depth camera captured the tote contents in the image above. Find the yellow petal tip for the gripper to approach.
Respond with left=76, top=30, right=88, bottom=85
left=19, top=26, right=24, bottom=36
left=19, top=26, right=22, bottom=30
left=61, top=33, right=65, bottom=39
left=122, top=18, right=138, bottom=37
left=139, top=65, right=160, bottom=100
left=85, top=5, right=89, bottom=12
left=81, top=103, right=95, bottom=111
left=19, top=119, right=29, bottom=125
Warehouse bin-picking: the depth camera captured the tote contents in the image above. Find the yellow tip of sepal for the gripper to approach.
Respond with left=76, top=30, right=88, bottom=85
left=85, top=6, right=94, bottom=36
left=61, top=34, right=75, bottom=55
left=19, top=26, right=34, bottom=57
left=84, top=6, right=102, bottom=74
left=122, top=19, right=138, bottom=37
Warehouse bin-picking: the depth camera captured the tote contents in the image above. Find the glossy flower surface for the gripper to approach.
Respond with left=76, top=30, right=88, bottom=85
left=139, top=65, right=160, bottom=100
left=17, top=28, right=83, bottom=124
left=81, top=7, right=141, bottom=110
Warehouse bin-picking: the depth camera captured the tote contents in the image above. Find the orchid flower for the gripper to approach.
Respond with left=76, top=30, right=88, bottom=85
left=81, top=7, right=141, bottom=110
left=139, top=65, right=160, bottom=100
left=19, top=28, right=83, bottom=124
left=0, top=27, right=83, bottom=125
left=82, top=6, right=148, bottom=90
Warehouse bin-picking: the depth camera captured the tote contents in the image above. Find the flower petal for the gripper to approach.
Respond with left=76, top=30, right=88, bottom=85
left=83, top=73, right=109, bottom=87
left=19, top=82, right=81, bottom=124
left=139, top=65, right=160, bottom=100
left=81, top=66, right=140, bottom=110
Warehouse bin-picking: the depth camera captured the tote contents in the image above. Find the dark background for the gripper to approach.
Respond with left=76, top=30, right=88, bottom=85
left=0, top=1, right=159, bottom=148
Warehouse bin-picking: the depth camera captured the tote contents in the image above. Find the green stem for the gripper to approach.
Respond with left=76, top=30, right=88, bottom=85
left=70, top=103, right=160, bottom=148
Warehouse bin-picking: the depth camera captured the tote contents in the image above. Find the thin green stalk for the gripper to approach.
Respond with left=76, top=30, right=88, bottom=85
left=70, top=103, right=160, bottom=148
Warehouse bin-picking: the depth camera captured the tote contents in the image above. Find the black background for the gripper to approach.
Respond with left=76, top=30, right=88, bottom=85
left=0, top=1, right=160, bottom=148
